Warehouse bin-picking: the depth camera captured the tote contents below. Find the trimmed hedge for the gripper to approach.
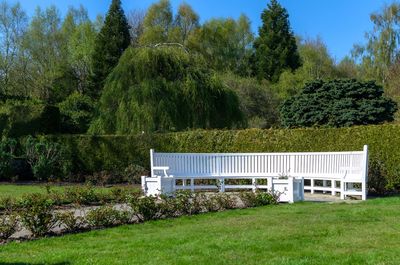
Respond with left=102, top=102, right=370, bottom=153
left=38, top=124, right=400, bottom=192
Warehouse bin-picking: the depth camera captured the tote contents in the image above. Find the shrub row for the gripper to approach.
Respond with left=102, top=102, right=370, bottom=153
left=44, top=124, right=400, bottom=192
left=0, top=190, right=279, bottom=241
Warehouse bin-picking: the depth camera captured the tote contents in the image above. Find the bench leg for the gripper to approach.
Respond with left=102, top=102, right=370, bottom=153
left=311, top=179, right=315, bottom=194
left=332, top=180, right=336, bottom=196
left=323, top=180, right=327, bottom=194
left=182, top=179, right=186, bottom=188
left=267, top=177, right=273, bottom=191
left=362, top=181, right=367, bottom=201
left=219, top=179, right=225, bottom=192
left=340, top=180, right=345, bottom=200
left=252, top=178, right=256, bottom=192
left=190, top=179, right=194, bottom=192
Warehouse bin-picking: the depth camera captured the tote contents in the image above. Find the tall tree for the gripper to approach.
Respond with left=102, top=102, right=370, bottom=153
left=273, top=36, right=337, bottom=98
left=22, top=6, right=65, bottom=101
left=352, top=3, right=400, bottom=84
left=253, top=0, right=301, bottom=82
left=90, top=0, right=130, bottom=98
left=139, top=0, right=173, bottom=45
left=172, top=3, right=199, bottom=45
left=0, top=1, right=27, bottom=95
left=189, top=15, right=254, bottom=75
left=127, top=9, right=145, bottom=46
left=89, top=46, right=244, bottom=134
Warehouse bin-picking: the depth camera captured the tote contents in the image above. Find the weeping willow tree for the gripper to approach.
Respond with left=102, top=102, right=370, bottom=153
left=89, top=45, right=244, bottom=134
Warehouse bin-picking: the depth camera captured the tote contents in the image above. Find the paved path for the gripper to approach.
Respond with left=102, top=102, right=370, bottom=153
left=304, top=192, right=362, bottom=203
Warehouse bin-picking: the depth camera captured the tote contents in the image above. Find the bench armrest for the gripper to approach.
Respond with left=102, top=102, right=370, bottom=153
left=152, top=166, right=170, bottom=178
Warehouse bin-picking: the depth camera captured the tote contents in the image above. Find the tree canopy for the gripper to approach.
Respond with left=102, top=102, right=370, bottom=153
left=89, top=45, right=244, bottom=134
left=253, top=0, right=301, bottom=82
left=280, top=79, right=397, bottom=128
left=90, top=0, right=130, bottom=98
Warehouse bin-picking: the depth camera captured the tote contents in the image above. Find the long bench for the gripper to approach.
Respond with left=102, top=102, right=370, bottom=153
left=141, top=145, right=369, bottom=201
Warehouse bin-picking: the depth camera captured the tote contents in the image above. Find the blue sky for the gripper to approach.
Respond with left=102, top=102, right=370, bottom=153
left=16, top=0, right=390, bottom=61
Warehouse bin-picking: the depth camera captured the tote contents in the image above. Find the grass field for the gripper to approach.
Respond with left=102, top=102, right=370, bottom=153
left=0, top=197, right=399, bottom=265
left=0, top=184, right=136, bottom=199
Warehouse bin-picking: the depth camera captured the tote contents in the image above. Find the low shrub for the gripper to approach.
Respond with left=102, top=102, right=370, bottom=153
left=55, top=211, right=85, bottom=233
left=64, top=185, right=99, bottom=205
left=24, top=136, right=71, bottom=181
left=0, top=197, right=17, bottom=212
left=174, top=191, right=195, bottom=215
left=85, top=171, right=124, bottom=186
left=214, top=193, right=237, bottom=210
left=18, top=194, right=57, bottom=237
left=368, top=159, right=388, bottom=194
left=122, top=164, right=149, bottom=184
left=130, top=196, right=161, bottom=222
left=255, top=191, right=280, bottom=205
left=85, top=206, right=122, bottom=228
left=200, top=194, right=219, bottom=212
left=238, top=191, right=279, bottom=208
left=0, top=213, right=18, bottom=240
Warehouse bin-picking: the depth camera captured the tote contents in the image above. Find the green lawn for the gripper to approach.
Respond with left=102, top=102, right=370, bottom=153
left=0, top=184, right=127, bottom=199
left=1, top=197, right=399, bottom=265
left=0, top=184, right=69, bottom=198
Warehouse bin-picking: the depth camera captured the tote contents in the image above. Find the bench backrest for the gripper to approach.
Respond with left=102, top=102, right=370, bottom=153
left=151, top=146, right=368, bottom=181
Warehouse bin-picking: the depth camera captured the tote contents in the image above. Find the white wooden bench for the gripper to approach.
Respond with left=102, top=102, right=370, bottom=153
left=141, top=145, right=369, bottom=201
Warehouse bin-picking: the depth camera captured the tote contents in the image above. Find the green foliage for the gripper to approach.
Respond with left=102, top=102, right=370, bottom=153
left=189, top=15, right=254, bottom=75
left=140, top=0, right=173, bottom=44
left=221, top=73, right=280, bottom=128
left=89, top=46, right=244, bottom=134
left=130, top=195, right=161, bottom=222
left=253, top=0, right=301, bottom=82
left=90, top=0, right=130, bottom=97
left=352, top=3, right=400, bottom=84
left=122, top=164, right=149, bottom=184
left=58, top=92, right=94, bottom=133
left=55, top=211, right=85, bottom=233
left=0, top=213, right=18, bottom=240
left=86, top=206, right=128, bottom=228
left=280, top=79, right=397, bottom=128
left=274, top=37, right=342, bottom=98
left=213, top=193, right=236, bottom=210
left=239, top=190, right=279, bottom=207
left=18, top=193, right=56, bottom=237
left=0, top=99, right=61, bottom=137
left=24, top=136, right=71, bottom=181
left=0, top=138, right=16, bottom=180
left=172, top=3, right=199, bottom=45
left=63, top=185, right=99, bottom=205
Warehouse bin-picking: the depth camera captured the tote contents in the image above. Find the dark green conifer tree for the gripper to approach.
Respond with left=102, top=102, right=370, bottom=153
left=90, top=0, right=130, bottom=98
left=253, top=0, right=301, bottom=82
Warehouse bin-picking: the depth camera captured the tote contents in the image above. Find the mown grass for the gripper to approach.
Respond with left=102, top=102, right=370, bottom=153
left=0, top=197, right=399, bottom=265
left=0, top=184, right=130, bottom=199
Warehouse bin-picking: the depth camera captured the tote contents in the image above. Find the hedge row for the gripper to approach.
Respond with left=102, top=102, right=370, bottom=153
left=41, top=124, right=400, bottom=191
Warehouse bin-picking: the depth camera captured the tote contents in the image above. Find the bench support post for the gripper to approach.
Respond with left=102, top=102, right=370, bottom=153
left=311, top=179, right=315, bottom=194
left=190, top=179, right=194, bottom=192
left=362, top=145, right=368, bottom=201
left=252, top=178, right=256, bottom=192
left=219, top=179, right=225, bottom=192
left=323, top=180, right=327, bottom=194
